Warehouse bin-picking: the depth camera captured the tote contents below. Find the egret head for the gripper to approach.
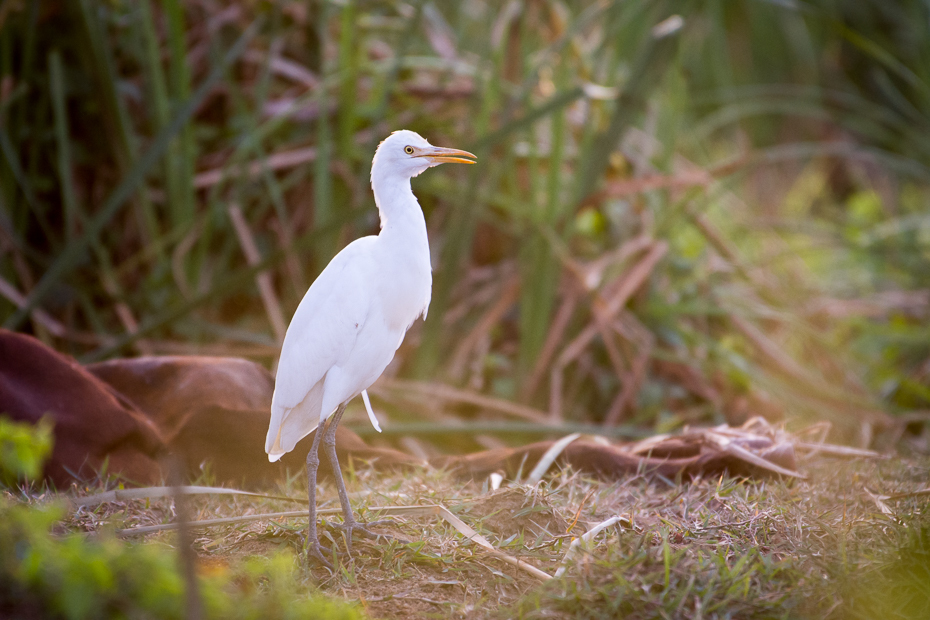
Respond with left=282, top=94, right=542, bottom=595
left=372, top=130, right=476, bottom=182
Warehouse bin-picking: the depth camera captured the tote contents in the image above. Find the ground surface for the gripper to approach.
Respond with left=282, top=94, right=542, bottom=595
left=62, top=454, right=930, bottom=619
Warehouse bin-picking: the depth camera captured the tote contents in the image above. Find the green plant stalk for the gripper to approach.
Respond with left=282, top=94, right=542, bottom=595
left=7, top=1, right=38, bottom=220
left=136, top=0, right=174, bottom=265
left=337, top=1, right=359, bottom=168
left=5, top=21, right=261, bottom=331
left=162, top=0, right=201, bottom=299
left=49, top=52, right=133, bottom=338
left=572, top=4, right=681, bottom=205
left=472, top=87, right=584, bottom=152
left=314, top=1, right=336, bottom=267
left=163, top=0, right=196, bottom=230
left=706, top=0, right=735, bottom=90
left=260, top=149, right=308, bottom=295
left=250, top=9, right=306, bottom=293
left=0, top=128, right=39, bottom=212
left=518, top=68, right=568, bottom=386
left=191, top=37, right=256, bottom=307
left=518, top=124, right=544, bottom=381
left=0, top=28, right=13, bottom=217
left=77, top=0, right=161, bottom=247
left=48, top=51, right=78, bottom=242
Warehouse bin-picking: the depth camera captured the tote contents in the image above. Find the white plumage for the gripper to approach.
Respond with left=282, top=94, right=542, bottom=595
left=266, top=130, right=475, bottom=460
left=265, top=131, right=475, bottom=567
left=262, top=130, right=475, bottom=566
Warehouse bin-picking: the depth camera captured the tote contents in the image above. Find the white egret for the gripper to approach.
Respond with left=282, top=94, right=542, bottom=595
left=264, top=130, right=476, bottom=567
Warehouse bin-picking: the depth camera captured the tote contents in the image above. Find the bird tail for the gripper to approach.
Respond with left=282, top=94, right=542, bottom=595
left=265, top=379, right=324, bottom=461
left=266, top=424, right=293, bottom=462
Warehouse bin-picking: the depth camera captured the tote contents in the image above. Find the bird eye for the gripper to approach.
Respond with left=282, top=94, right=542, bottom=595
left=404, top=146, right=414, bottom=154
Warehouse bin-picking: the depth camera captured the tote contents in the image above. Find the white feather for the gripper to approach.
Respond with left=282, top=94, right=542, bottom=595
left=265, top=130, right=443, bottom=461
left=360, top=390, right=381, bottom=433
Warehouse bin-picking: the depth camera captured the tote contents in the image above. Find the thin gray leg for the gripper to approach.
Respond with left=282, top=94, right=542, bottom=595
left=305, top=414, right=333, bottom=569
left=321, top=402, right=391, bottom=554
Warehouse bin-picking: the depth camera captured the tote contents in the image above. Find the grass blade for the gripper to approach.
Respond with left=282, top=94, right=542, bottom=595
left=5, top=20, right=261, bottom=331
left=47, top=50, right=77, bottom=241
left=72, top=485, right=304, bottom=508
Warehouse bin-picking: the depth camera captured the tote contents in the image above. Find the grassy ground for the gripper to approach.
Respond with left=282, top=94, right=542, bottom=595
left=45, top=453, right=930, bottom=620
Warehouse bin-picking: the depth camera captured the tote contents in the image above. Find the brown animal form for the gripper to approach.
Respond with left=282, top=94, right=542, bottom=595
left=0, top=330, right=164, bottom=486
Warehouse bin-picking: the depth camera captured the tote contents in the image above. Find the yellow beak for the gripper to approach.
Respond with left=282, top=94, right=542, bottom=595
left=417, top=146, right=477, bottom=165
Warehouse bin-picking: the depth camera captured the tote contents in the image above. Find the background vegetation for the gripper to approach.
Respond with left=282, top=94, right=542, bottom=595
left=3, top=0, right=930, bottom=449
left=3, top=1, right=930, bottom=617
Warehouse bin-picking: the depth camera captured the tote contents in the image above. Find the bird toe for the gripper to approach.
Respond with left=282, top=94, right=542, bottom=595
left=334, top=518, right=395, bottom=554
left=305, top=537, right=335, bottom=569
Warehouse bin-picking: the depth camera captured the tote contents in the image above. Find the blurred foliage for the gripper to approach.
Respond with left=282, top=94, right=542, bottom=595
left=512, top=531, right=802, bottom=619
left=0, top=0, right=929, bottom=446
left=834, top=523, right=930, bottom=620
left=0, top=416, right=53, bottom=486
left=0, top=498, right=361, bottom=620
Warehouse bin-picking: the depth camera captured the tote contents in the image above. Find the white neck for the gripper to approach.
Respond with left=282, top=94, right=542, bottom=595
left=371, top=169, right=427, bottom=236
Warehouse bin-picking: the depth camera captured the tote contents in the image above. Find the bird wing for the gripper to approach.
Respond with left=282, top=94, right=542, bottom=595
left=265, top=238, right=376, bottom=460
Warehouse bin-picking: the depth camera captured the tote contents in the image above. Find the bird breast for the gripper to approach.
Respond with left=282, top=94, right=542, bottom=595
left=371, top=241, right=432, bottom=332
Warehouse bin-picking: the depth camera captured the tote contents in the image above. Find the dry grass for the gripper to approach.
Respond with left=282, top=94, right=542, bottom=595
left=51, top=453, right=930, bottom=619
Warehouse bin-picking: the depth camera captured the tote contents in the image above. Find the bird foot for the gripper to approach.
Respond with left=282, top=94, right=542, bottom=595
left=305, top=537, right=334, bottom=570
left=332, top=518, right=396, bottom=554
